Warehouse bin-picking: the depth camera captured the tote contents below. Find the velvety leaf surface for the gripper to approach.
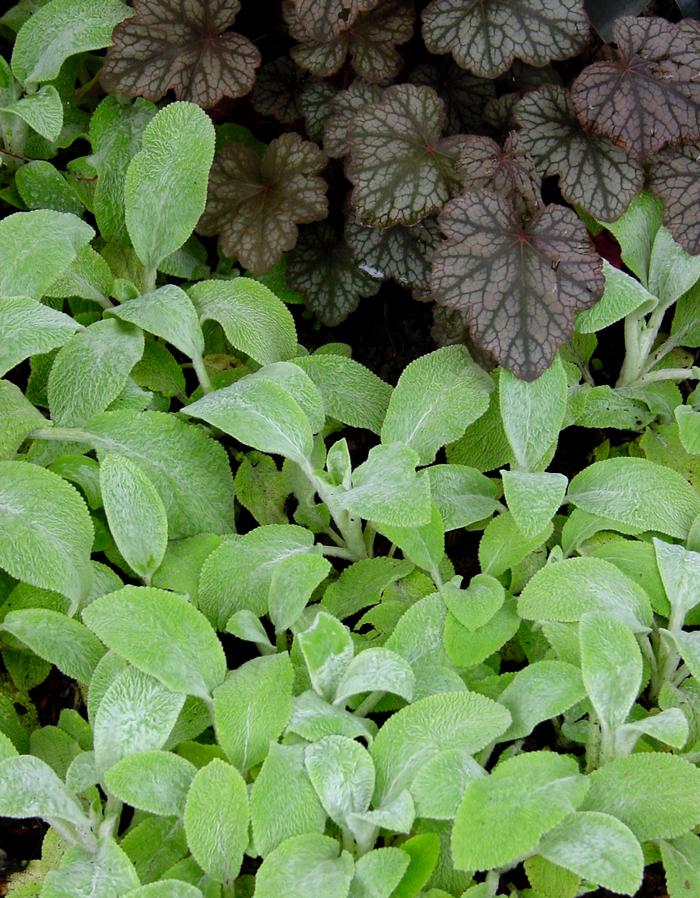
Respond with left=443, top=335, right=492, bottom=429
left=648, top=143, right=700, bottom=256
left=287, top=0, right=414, bottom=83
left=453, top=131, right=542, bottom=219
left=346, top=218, right=439, bottom=296
left=516, top=85, right=644, bottom=221
left=101, top=0, right=261, bottom=108
left=570, top=17, right=700, bottom=159
left=422, top=0, right=589, bottom=78
left=409, top=60, right=496, bottom=134
left=347, top=84, right=463, bottom=227
left=431, top=189, right=604, bottom=379
left=198, top=133, right=328, bottom=275
left=287, top=223, right=380, bottom=325
left=323, top=79, right=384, bottom=158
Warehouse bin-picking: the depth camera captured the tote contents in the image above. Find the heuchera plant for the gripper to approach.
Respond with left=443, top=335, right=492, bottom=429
left=0, top=1, right=700, bottom=897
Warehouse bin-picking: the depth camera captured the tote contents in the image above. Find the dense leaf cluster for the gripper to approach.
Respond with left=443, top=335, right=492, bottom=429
left=1, top=2, right=700, bottom=898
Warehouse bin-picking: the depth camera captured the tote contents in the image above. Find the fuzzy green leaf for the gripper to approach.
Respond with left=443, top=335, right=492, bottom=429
left=184, top=759, right=249, bottom=883
left=99, top=453, right=168, bottom=582
left=0, top=755, right=89, bottom=828
left=105, top=750, right=196, bottom=816
left=568, top=458, right=700, bottom=540
left=254, top=834, right=354, bottom=898
left=11, top=0, right=131, bottom=83
left=108, top=285, right=204, bottom=362
left=0, top=461, right=93, bottom=604
left=125, top=102, right=215, bottom=271
left=83, top=586, right=226, bottom=701
left=501, top=470, right=568, bottom=538
left=0, top=84, right=63, bottom=141
left=497, top=660, right=586, bottom=741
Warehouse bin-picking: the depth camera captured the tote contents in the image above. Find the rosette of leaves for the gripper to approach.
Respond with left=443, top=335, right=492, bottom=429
left=346, top=218, right=440, bottom=299
left=453, top=132, right=542, bottom=219
left=515, top=85, right=644, bottom=222
left=288, top=222, right=380, bottom=325
left=648, top=143, right=700, bottom=255
left=570, top=16, right=700, bottom=160
left=409, top=60, right=496, bottom=134
left=431, top=189, right=604, bottom=380
left=285, top=0, right=414, bottom=83
left=346, top=84, right=466, bottom=228
left=421, top=0, right=590, bottom=78
left=197, top=132, right=329, bottom=275
left=323, top=79, right=384, bottom=158
left=100, top=0, right=261, bottom=108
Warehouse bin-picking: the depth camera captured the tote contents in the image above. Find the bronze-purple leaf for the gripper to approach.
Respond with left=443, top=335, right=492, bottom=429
left=101, top=0, right=261, bottom=109
left=409, top=60, right=496, bottom=134
left=251, top=57, right=308, bottom=125
left=649, top=143, right=700, bottom=255
left=323, top=79, right=384, bottom=158
left=422, top=0, right=590, bottom=79
left=292, top=0, right=381, bottom=42
left=431, top=190, right=604, bottom=380
left=287, top=223, right=380, bottom=325
left=453, top=132, right=542, bottom=219
left=347, top=84, right=464, bottom=228
left=197, top=133, right=329, bottom=275
left=570, top=17, right=700, bottom=159
left=516, top=85, right=644, bottom=222
left=286, top=0, right=414, bottom=83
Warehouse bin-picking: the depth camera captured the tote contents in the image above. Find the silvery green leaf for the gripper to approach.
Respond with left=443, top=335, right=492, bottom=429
left=568, top=458, right=700, bottom=540
left=346, top=790, right=415, bottom=848
left=452, top=752, right=589, bottom=871
left=125, top=102, right=215, bottom=271
left=41, top=838, right=139, bottom=898
left=648, top=226, right=700, bottom=307
left=48, top=318, right=144, bottom=426
left=659, top=834, right=700, bottom=898
left=269, top=551, right=331, bottom=632
left=125, top=883, right=203, bottom=898
left=183, top=759, right=249, bottom=884
left=0, top=211, right=93, bottom=299
left=11, top=0, right=131, bottom=83
left=479, top=511, right=552, bottom=578
left=676, top=406, right=700, bottom=455
left=298, top=611, right=354, bottom=701
left=213, top=653, right=293, bottom=773
left=499, top=355, right=568, bottom=471
left=333, top=647, right=415, bottom=706
left=198, top=525, right=316, bottom=627
left=83, top=586, right=226, bottom=701
left=616, top=708, right=689, bottom=755
left=225, top=610, right=274, bottom=652
left=0, top=84, right=63, bottom=140
left=348, top=847, right=410, bottom=898
left=1, top=608, right=104, bottom=684
left=305, top=736, right=375, bottom=827
left=371, top=691, right=511, bottom=804
left=576, top=261, right=657, bottom=334
left=93, top=665, right=185, bottom=775
left=537, top=811, right=643, bottom=896
left=381, top=346, right=491, bottom=464
left=379, top=502, right=444, bottom=578
left=497, top=660, right=586, bottom=741
left=254, top=834, right=354, bottom=898
left=581, top=753, right=700, bottom=841
left=0, top=754, right=90, bottom=828
left=0, top=461, right=93, bottom=604
left=409, top=750, right=484, bottom=821
left=100, top=453, right=167, bottom=582
left=654, top=538, right=700, bottom=625
left=518, top=556, right=653, bottom=632
left=189, top=277, right=297, bottom=366
left=108, top=285, right=204, bottom=362
left=185, top=375, right=314, bottom=466
left=501, top=470, right=567, bottom=538
left=321, top=557, right=413, bottom=620
left=105, top=750, right=196, bottom=816
left=440, top=574, right=504, bottom=631
left=427, top=464, right=498, bottom=531
left=287, top=690, right=377, bottom=745
left=0, top=297, right=79, bottom=378
left=251, top=742, right=327, bottom=857
left=579, top=610, right=642, bottom=734
left=334, top=443, right=431, bottom=527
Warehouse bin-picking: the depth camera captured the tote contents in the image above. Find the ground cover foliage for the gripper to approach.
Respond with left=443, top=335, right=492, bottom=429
left=1, top=1, right=700, bottom=897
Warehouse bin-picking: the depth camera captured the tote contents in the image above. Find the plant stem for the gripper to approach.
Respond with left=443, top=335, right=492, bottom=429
left=353, top=690, right=385, bottom=717
left=192, top=354, right=213, bottom=394
left=633, top=366, right=700, bottom=386
left=29, top=426, right=95, bottom=444
left=318, top=544, right=356, bottom=561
